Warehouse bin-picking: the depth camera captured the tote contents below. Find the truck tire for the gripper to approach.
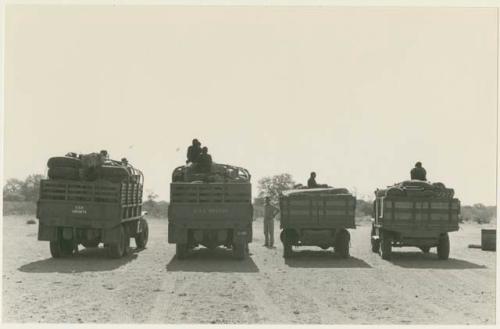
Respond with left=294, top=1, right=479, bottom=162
left=283, top=241, right=293, bottom=258
left=334, top=229, right=350, bottom=258
left=281, top=230, right=294, bottom=258
left=371, top=226, right=380, bottom=253
left=50, top=238, right=74, bottom=258
left=176, top=243, right=188, bottom=260
left=233, top=242, right=248, bottom=260
left=437, top=233, right=450, bottom=260
left=419, top=246, right=430, bottom=253
left=135, top=219, right=149, bottom=249
left=48, top=167, right=80, bottom=180
left=96, top=166, right=130, bottom=182
left=47, top=156, right=82, bottom=169
left=108, top=226, right=127, bottom=258
left=380, top=230, right=392, bottom=260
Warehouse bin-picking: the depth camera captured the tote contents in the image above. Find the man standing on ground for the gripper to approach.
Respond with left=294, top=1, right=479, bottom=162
left=410, top=161, right=427, bottom=181
left=263, top=196, right=280, bottom=248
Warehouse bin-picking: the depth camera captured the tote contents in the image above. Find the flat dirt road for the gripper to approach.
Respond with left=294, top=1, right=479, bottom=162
left=2, top=215, right=496, bottom=324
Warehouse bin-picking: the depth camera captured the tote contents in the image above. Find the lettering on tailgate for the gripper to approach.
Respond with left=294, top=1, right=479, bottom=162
left=72, top=205, right=87, bottom=215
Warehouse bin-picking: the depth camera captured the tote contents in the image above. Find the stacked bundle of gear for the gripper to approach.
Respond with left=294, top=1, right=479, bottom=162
left=375, top=180, right=455, bottom=198
left=47, top=150, right=142, bottom=184
left=171, top=163, right=251, bottom=183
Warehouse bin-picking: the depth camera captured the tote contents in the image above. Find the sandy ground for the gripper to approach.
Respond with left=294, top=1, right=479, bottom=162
left=2, top=215, right=496, bottom=324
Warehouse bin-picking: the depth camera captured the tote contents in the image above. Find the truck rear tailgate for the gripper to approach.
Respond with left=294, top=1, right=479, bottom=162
left=378, top=197, right=460, bottom=232
left=280, top=194, right=356, bottom=228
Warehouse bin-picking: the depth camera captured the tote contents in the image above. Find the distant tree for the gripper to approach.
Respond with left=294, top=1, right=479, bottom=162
left=257, top=173, right=296, bottom=204
left=146, top=191, right=159, bottom=203
left=460, top=203, right=496, bottom=224
left=21, top=174, right=44, bottom=201
left=355, top=199, right=373, bottom=217
left=3, top=178, right=23, bottom=195
left=3, top=175, right=44, bottom=201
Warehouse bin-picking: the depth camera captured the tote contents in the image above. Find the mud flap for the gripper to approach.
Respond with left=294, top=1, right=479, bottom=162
left=38, top=224, right=57, bottom=241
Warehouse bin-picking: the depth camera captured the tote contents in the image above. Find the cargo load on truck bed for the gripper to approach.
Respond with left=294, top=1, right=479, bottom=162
left=47, top=152, right=142, bottom=184
left=171, top=163, right=250, bottom=183
left=375, top=180, right=455, bottom=198
left=279, top=187, right=356, bottom=258
left=37, top=152, right=148, bottom=259
left=371, top=179, right=460, bottom=260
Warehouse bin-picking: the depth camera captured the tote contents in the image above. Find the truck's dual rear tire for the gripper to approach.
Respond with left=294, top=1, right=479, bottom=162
left=334, top=229, right=350, bottom=258
left=380, top=230, right=392, bottom=260
left=437, top=233, right=450, bottom=260
left=281, top=230, right=294, bottom=258
left=176, top=243, right=188, bottom=260
left=108, top=225, right=130, bottom=258
left=50, top=238, right=74, bottom=258
left=135, top=219, right=149, bottom=249
left=233, top=242, right=248, bottom=260
left=370, top=226, right=380, bottom=253
left=283, top=241, right=293, bottom=258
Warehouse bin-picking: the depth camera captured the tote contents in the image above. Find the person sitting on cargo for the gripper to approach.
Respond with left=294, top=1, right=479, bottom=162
left=307, top=172, right=329, bottom=188
left=307, top=172, right=319, bottom=188
left=121, top=157, right=128, bottom=165
left=410, top=162, right=427, bottom=181
left=186, top=139, right=202, bottom=164
left=99, top=150, right=109, bottom=160
left=197, top=147, right=213, bottom=174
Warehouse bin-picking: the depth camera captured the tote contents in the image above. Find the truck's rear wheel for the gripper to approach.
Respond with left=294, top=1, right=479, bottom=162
left=371, top=226, right=380, bottom=253
left=334, top=229, right=350, bottom=258
left=283, top=241, right=293, bottom=258
left=233, top=242, right=248, bottom=260
left=437, top=233, right=450, bottom=260
left=135, top=218, right=149, bottom=249
left=108, top=226, right=127, bottom=258
left=176, top=243, right=188, bottom=260
left=50, top=239, right=74, bottom=258
left=380, top=230, right=392, bottom=260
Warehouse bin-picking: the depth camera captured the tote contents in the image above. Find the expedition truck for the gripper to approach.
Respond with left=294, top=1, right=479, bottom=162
left=371, top=180, right=460, bottom=260
left=168, top=164, right=253, bottom=260
left=279, top=187, right=356, bottom=258
left=37, top=156, right=149, bottom=258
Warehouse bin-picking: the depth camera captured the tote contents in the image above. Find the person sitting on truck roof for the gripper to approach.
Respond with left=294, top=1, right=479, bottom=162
left=307, top=172, right=329, bottom=188
left=186, top=139, right=202, bottom=164
left=307, top=172, right=319, bottom=188
left=197, top=147, right=213, bottom=174
left=410, top=162, right=427, bottom=181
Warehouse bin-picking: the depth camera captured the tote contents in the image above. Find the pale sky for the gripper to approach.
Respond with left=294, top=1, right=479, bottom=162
left=4, top=6, right=498, bottom=205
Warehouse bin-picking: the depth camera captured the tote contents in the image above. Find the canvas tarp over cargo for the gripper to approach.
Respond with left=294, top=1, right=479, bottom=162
left=280, top=188, right=356, bottom=229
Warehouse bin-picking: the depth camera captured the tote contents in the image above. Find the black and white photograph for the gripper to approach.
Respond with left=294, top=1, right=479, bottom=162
left=1, top=1, right=498, bottom=326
